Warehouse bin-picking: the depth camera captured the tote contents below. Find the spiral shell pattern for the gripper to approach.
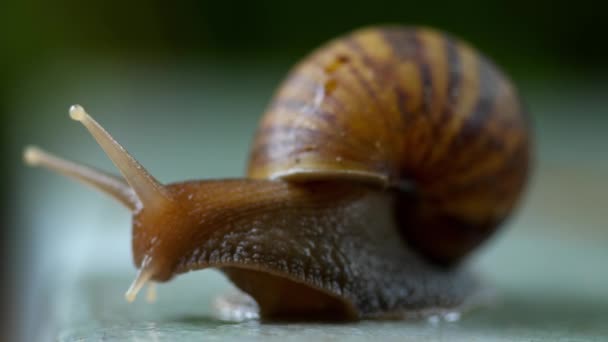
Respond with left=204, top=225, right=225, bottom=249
left=248, top=26, right=530, bottom=264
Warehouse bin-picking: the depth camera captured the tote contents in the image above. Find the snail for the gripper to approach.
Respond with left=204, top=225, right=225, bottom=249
left=23, top=26, right=530, bottom=321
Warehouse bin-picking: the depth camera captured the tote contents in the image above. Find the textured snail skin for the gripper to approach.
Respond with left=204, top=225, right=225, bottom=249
left=134, top=179, right=478, bottom=319
left=25, top=26, right=530, bottom=321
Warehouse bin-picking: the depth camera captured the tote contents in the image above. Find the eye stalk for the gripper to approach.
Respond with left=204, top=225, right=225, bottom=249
left=24, top=105, right=177, bottom=302
left=23, top=145, right=138, bottom=209
left=68, top=105, right=172, bottom=212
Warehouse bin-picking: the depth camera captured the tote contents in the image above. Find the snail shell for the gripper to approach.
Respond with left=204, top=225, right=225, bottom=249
left=249, top=26, right=530, bottom=265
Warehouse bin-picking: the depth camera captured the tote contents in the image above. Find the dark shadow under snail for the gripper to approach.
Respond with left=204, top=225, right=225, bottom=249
left=23, top=26, right=531, bottom=321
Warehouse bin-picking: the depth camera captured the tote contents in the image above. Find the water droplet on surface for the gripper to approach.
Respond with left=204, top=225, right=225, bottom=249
left=444, top=311, right=461, bottom=322
left=427, top=315, right=440, bottom=325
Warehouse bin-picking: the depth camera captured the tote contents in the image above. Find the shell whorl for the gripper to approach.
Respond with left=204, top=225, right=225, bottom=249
left=247, top=26, right=530, bottom=264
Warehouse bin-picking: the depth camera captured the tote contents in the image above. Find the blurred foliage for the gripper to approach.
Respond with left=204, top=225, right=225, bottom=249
left=1, top=0, right=606, bottom=73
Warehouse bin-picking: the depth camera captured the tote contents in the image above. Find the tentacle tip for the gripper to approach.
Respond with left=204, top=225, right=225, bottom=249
left=69, top=104, right=87, bottom=121
left=146, top=283, right=158, bottom=303
left=124, top=266, right=153, bottom=303
left=125, top=279, right=143, bottom=303
left=125, top=281, right=142, bottom=303
left=23, top=145, right=42, bottom=166
left=124, top=291, right=137, bottom=303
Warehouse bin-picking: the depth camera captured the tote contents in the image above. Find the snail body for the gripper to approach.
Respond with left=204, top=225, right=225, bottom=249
left=24, top=26, right=530, bottom=320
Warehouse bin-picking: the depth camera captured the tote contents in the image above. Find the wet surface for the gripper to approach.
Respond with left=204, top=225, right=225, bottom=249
left=49, top=226, right=608, bottom=341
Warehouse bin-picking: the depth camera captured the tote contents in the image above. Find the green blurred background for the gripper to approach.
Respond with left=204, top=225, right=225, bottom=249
left=2, top=1, right=607, bottom=341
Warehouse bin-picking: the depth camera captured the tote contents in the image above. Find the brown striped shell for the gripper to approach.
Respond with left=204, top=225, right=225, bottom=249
left=248, top=26, right=530, bottom=265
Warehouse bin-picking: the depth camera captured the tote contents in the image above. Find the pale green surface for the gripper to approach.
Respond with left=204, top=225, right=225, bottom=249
left=53, top=232, right=608, bottom=341
left=11, top=59, right=608, bottom=341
